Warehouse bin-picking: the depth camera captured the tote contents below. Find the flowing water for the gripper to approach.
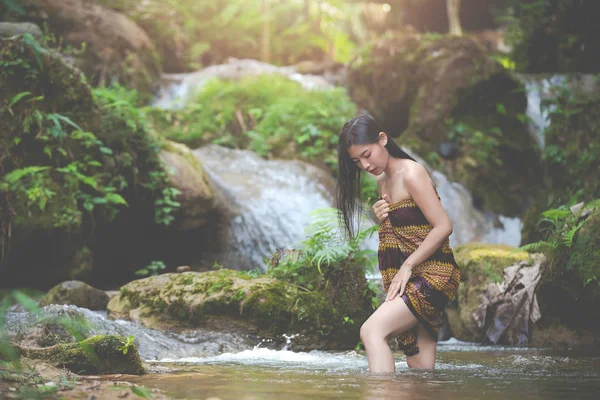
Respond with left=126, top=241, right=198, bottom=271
left=194, top=145, right=522, bottom=273
left=6, top=306, right=599, bottom=399
left=116, top=342, right=600, bottom=400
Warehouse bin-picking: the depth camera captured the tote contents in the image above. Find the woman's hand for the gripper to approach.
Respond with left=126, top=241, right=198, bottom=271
left=373, top=194, right=390, bottom=223
left=385, top=264, right=413, bottom=301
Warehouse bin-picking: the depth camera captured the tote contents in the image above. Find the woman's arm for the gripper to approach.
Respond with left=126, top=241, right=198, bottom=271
left=385, top=164, right=452, bottom=301
left=401, top=165, right=452, bottom=269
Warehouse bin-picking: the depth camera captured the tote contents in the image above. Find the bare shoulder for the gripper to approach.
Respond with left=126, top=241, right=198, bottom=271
left=402, top=160, right=429, bottom=187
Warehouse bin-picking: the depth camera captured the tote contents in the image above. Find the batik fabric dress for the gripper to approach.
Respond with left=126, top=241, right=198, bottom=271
left=378, top=197, right=460, bottom=356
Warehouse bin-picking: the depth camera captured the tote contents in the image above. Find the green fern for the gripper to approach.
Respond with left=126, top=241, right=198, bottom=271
left=19, top=33, right=47, bottom=71
left=1, top=166, right=51, bottom=184
left=562, top=220, right=585, bottom=248
left=519, top=241, right=554, bottom=253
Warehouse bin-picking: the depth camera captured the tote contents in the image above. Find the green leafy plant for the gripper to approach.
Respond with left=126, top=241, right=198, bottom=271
left=519, top=200, right=599, bottom=270
left=268, top=207, right=379, bottom=310
left=118, top=335, right=136, bottom=355
left=146, top=74, right=356, bottom=172
left=135, top=260, right=167, bottom=277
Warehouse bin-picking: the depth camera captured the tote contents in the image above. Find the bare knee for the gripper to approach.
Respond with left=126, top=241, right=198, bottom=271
left=359, top=323, right=372, bottom=343
left=360, top=322, right=383, bottom=345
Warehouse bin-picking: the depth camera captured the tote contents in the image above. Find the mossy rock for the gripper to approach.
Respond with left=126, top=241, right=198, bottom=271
left=39, top=281, right=109, bottom=310
left=568, top=207, right=600, bottom=298
left=347, top=30, right=540, bottom=216
left=446, top=243, right=531, bottom=342
left=15, top=0, right=161, bottom=94
left=535, top=205, right=600, bottom=330
left=107, top=270, right=366, bottom=350
left=158, top=140, right=216, bottom=231
left=0, top=34, right=192, bottom=289
left=16, top=334, right=145, bottom=375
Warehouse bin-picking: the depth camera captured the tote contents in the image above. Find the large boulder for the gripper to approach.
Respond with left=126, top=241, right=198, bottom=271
left=16, top=0, right=161, bottom=93
left=158, top=141, right=216, bottom=231
left=0, top=22, right=42, bottom=38
left=445, top=243, right=531, bottom=342
left=0, top=35, right=214, bottom=289
left=347, top=30, right=540, bottom=216
left=567, top=206, right=600, bottom=306
left=107, top=269, right=370, bottom=350
left=39, top=281, right=109, bottom=310
left=16, top=334, right=145, bottom=375
left=535, top=204, right=600, bottom=330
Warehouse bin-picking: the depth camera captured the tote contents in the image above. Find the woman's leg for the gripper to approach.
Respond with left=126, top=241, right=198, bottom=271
left=406, top=323, right=437, bottom=369
left=360, top=297, right=418, bottom=373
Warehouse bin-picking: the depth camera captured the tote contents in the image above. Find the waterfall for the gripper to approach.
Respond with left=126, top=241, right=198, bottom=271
left=515, top=73, right=599, bottom=150
left=194, top=144, right=335, bottom=270
left=194, top=145, right=522, bottom=272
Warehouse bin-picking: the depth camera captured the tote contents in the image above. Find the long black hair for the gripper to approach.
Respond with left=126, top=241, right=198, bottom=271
left=336, top=114, right=417, bottom=239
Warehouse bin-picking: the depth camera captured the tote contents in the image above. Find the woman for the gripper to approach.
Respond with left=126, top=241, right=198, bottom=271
left=336, top=114, right=460, bottom=373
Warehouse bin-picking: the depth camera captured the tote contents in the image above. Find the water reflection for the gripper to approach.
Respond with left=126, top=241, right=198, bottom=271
left=108, top=348, right=600, bottom=400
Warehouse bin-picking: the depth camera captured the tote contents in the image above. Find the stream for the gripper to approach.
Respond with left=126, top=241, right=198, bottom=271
left=4, top=305, right=600, bottom=399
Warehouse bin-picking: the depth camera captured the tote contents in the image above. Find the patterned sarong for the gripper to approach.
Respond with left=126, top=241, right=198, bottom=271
left=378, top=197, right=460, bottom=356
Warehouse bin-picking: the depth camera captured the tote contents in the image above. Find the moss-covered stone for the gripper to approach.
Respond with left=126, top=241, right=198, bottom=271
left=534, top=205, right=600, bottom=330
left=39, top=281, right=109, bottom=310
left=107, top=269, right=367, bottom=350
left=16, top=334, right=145, bottom=375
left=347, top=30, right=540, bottom=216
left=446, top=243, right=531, bottom=342
left=13, top=0, right=161, bottom=94
left=0, top=35, right=190, bottom=289
left=567, top=207, right=600, bottom=296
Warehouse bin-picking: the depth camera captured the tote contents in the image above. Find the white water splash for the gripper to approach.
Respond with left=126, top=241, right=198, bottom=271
left=194, top=144, right=335, bottom=271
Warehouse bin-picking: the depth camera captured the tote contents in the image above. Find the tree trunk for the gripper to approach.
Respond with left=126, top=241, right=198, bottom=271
left=447, top=0, right=463, bottom=36
left=304, top=0, right=310, bottom=21
left=261, top=0, right=271, bottom=62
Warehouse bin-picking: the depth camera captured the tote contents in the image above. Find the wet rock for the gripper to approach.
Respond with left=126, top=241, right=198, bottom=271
left=15, top=334, right=146, bottom=375
left=158, top=141, right=216, bottom=231
left=437, top=142, right=459, bottom=159
left=0, top=22, right=42, bottom=38
left=40, top=281, right=109, bottom=310
left=107, top=269, right=371, bottom=350
left=530, top=323, right=600, bottom=350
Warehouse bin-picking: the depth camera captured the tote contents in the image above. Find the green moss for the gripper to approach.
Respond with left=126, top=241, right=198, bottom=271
left=19, top=335, right=145, bottom=375
left=448, top=243, right=531, bottom=342
left=454, top=243, right=530, bottom=280
left=568, top=209, right=600, bottom=289
left=147, top=74, right=356, bottom=172
left=0, top=35, right=177, bottom=287
left=109, top=268, right=368, bottom=348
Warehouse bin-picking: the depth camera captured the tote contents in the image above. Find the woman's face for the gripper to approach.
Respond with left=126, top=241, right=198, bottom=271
left=347, top=132, right=388, bottom=176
